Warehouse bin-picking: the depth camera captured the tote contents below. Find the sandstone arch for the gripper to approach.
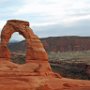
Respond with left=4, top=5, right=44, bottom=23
left=0, top=20, right=48, bottom=62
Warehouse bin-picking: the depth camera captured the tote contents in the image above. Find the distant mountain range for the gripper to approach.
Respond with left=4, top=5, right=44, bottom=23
left=8, top=36, right=90, bottom=52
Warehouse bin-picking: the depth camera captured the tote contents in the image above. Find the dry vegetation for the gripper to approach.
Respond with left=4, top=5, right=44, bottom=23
left=48, top=50, right=90, bottom=64
left=11, top=50, right=90, bottom=80
left=48, top=51, right=90, bottom=80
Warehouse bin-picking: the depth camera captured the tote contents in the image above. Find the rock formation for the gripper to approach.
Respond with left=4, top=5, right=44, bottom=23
left=41, top=37, right=90, bottom=52
left=0, top=20, right=48, bottom=61
left=0, top=20, right=90, bottom=90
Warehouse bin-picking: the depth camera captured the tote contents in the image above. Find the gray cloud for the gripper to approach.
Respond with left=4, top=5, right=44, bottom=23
left=32, top=19, right=90, bottom=38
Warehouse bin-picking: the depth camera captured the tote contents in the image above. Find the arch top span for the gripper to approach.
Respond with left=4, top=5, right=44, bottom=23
left=7, top=20, right=29, bottom=27
left=8, top=19, right=29, bottom=23
left=0, top=19, right=48, bottom=63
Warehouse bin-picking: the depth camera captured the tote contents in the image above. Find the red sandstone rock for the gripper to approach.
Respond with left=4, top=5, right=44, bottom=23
left=0, top=20, right=90, bottom=90
left=41, top=37, right=90, bottom=52
left=0, top=20, right=48, bottom=61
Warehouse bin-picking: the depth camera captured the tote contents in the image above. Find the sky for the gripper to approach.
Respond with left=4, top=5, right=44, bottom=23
left=0, top=0, right=90, bottom=41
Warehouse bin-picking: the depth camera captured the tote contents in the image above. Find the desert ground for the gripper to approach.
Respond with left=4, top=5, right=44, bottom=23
left=10, top=50, right=90, bottom=80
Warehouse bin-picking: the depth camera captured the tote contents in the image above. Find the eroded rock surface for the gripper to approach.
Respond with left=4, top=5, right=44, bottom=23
left=0, top=20, right=48, bottom=61
left=0, top=20, right=90, bottom=90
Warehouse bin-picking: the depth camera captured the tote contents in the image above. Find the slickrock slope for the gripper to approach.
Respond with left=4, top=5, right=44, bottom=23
left=0, top=20, right=90, bottom=90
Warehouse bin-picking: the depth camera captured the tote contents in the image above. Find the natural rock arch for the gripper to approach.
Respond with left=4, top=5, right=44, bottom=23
left=0, top=20, right=48, bottom=63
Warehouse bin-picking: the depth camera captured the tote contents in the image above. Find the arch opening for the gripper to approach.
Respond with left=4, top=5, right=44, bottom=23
left=8, top=32, right=26, bottom=64
left=9, top=32, right=25, bottom=42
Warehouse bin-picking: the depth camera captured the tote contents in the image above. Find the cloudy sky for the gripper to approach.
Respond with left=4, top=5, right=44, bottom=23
left=0, top=0, right=90, bottom=41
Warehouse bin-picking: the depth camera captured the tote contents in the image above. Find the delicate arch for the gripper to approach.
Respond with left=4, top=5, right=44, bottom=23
left=0, top=20, right=48, bottom=63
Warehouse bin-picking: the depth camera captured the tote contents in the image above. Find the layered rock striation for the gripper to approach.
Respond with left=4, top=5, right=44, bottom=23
left=0, top=20, right=90, bottom=90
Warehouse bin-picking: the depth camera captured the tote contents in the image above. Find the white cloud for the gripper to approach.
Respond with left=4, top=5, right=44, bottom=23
left=62, top=15, right=90, bottom=27
left=0, top=0, right=90, bottom=26
left=12, top=0, right=90, bottom=26
left=0, top=0, right=90, bottom=39
left=31, top=22, right=56, bottom=27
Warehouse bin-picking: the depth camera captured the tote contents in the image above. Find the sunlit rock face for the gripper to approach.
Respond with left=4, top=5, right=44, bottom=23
left=0, top=20, right=49, bottom=62
left=0, top=20, right=90, bottom=90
